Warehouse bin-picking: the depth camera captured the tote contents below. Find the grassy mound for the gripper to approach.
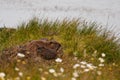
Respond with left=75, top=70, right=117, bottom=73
left=0, top=18, right=120, bottom=80
left=0, top=18, right=120, bottom=63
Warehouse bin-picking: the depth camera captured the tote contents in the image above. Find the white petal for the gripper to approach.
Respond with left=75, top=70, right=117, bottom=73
left=84, top=69, right=90, bottom=72
left=60, top=67, right=64, bottom=73
left=55, top=58, right=62, bottom=63
left=73, top=64, right=80, bottom=69
left=15, top=67, right=19, bottom=71
left=101, top=53, right=106, bottom=57
left=49, top=69, right=55, bottom=73
left=0, top=72, right=6, bottom=78
left=80, top=65, right=86, bottom=68
left=80, top=61, right=87, bottom=65
left=99, top=64, right=104, bottom=67
left=98, top=58, right=105, bottom=63
left=18, top=72, right=23, bottom=77
left=17, top=53, right=25, bottom=58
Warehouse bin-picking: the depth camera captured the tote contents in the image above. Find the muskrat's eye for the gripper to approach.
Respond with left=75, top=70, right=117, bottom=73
left=37, top=47, right=44, bottom=52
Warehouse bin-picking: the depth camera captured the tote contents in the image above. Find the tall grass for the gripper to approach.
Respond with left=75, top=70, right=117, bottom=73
left=0, top=18, right=120, bottom=63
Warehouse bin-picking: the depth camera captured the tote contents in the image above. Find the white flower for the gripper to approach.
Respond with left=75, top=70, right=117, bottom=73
left=15, top=67, right=19, bottom=71
left=97, top=71, right=102, bottom=75
left=73, top=71, right=79, bottom=78
left=84, top=69, right=90, bottom=72
left=80, top=65, right=86, bottom=68
left=73, top=64, right=80, bottom=69
left=0, top=72, right=5, bottom=78
left=101, top=53, right=106, bottom=57
left=98, top=58, right=105, bottom=63
left=86, top=63, right=97, bottom=70
left=49, top=69, right=55, bottom=73
left=60, top=67, right=64, bottom=73
left=86, top=64, right=93, bottom=70
left=99, top=63, right=104, bottom=67
left=17, top=53, right=25, bottom=58
left=55, top=58, right=62, bottom=63
left=18, top=72, right=23, bottom=77
left=86, top=63, right=92, bottom=67
left=71, top=77, right=76, bottom=80
left=80, top=61, right=87, bottom=65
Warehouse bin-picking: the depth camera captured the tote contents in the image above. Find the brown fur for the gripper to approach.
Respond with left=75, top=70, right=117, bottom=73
left=0, top=38, right=63, bottom=65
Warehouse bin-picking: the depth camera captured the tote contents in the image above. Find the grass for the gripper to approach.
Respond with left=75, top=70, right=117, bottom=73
left=0, top=18, right=120, bottom=80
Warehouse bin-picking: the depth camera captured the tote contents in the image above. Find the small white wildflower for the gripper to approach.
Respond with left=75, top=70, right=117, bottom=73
left=18, top=72, right=23, bottom=77
left=99, top=63, right=104, bottom=67
left=71, top=77, right=76, bottom=80
left=86, top=63, right=94, bottom=70
left=97, top=71, right=102, bottom=75
left=17, top=53, right=25, bottom=58
left=84, top=69, right=90, bottom=72
left=80, top=61, right=87, bottom=65
left=80, top=65, right=86, bottom=68
left=15, top=67, right=19, bottom=71
left=86, top=63, right=92, bottom=67
left=98, top=58, right=105, bottom=63
left=60, top=67, right=64, bottom=73
left=55, top=58, right=62, bottom=63
left=49, top=69, right=55, bottom=73
left=73, top=64, right=80, bottom=69
left=0, top=72, right=5, bottom=78
left=101, top=53, right=106, bottom=57
left=73, top=71, right=79, bottom=78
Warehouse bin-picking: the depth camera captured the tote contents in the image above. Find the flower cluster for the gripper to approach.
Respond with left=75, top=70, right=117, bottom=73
left=0, top=52, right=108, bottom=80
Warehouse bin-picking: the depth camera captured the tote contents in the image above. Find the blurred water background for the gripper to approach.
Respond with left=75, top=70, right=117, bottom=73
left=0, top=0, right=120, bottom=36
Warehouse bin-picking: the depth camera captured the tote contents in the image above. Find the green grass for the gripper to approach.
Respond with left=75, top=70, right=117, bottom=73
left=0, top=18, right=120, bottom=80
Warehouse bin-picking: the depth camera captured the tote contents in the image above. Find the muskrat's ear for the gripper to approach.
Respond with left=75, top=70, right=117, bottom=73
left=49, top=41, right=61, bottom=51
left=39, top=38, right=49, bottom=44
left=56, top=43, right=61, bottom=51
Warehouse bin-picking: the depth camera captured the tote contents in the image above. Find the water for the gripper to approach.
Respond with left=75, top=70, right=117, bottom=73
left=0, top=0, right=120, bottom=35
